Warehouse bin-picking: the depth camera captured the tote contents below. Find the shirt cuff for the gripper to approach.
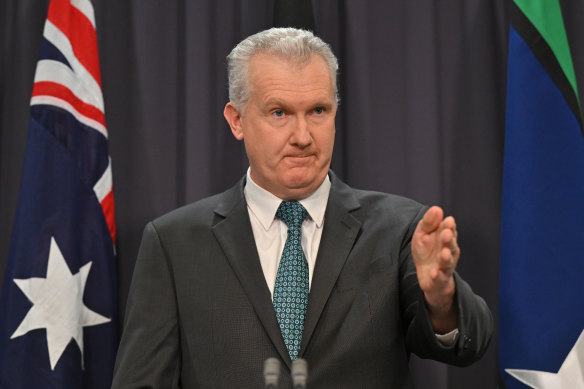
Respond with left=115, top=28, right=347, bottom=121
left=435, top=328, right=459, bottom=346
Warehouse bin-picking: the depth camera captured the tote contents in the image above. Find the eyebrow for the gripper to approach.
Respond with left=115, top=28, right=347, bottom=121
left=263, top=98, right=289, bottom=108
left=263, top=97, right=334, bottom=110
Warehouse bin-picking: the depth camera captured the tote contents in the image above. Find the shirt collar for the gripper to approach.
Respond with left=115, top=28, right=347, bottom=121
left=244, top=168, right=331, bottom=230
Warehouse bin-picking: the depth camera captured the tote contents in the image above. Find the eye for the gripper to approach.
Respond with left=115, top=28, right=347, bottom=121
left=313, top=107, right=325, bottom=115
left=272, top=109, right=285, bottom=117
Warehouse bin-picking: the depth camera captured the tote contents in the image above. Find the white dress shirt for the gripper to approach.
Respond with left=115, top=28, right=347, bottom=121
left=244, top=169, right=330, bottom=298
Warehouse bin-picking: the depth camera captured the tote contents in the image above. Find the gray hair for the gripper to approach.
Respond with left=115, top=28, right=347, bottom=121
left=226, top=27, right=339, bottom=112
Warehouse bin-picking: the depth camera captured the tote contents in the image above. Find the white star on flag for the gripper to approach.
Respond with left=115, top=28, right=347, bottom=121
left=10, top=236, right=111, bottom=370
left=506, top=329, right=584, bottom=388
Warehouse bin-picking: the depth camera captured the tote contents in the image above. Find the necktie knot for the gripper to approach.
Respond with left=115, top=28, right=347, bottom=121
left=276, top=201, right=308, bottom=230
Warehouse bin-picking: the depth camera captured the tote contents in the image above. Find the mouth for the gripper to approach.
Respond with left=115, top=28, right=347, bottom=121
left=285, top=154, right=315, bottom=166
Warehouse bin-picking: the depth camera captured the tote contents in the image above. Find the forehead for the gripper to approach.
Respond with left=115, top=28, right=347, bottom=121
left=247, top=53, right=334, bottom=102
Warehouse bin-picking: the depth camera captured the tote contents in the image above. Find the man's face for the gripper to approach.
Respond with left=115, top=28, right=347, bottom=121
left=224, top=54, right=337, bottom=200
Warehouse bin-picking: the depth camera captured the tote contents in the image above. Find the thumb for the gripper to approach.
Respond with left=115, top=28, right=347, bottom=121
left=418, top=206, right=444, bottom=234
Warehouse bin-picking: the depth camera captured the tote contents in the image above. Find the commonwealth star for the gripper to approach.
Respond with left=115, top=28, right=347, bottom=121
left=11, top=236, right=111, bottom=370
left=506, top=329, right=584, bottom=388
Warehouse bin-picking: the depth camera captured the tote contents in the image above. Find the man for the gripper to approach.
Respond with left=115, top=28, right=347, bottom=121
left=112, top=28, right=492, bottom=388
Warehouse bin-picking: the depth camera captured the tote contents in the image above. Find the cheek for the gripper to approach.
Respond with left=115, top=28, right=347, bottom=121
left=247, top=134, right=288, bottom=166
left=314, top=128, right=336, bottom=156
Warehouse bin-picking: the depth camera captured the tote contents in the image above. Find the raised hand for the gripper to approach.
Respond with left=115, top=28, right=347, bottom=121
left=411, top=206, right=459, bottom=333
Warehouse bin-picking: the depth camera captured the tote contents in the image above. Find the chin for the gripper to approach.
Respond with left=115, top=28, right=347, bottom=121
left=285, top=172, right=314, bottom=187
left=280, top=175, right=320, bottom=198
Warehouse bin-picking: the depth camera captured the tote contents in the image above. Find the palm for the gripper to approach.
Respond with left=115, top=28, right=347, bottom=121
left=411, top=206, right=459, bottom=295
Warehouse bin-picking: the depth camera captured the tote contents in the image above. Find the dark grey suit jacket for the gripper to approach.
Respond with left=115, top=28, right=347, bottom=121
left=112, top=172, right=493, bottom=388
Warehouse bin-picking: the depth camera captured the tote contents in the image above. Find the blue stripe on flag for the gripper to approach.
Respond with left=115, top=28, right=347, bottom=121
left=39, top=38, right=72, bottom=69
left=31, top=105, right=110, bottom=188
left=499, top=26, right=584, bottom=388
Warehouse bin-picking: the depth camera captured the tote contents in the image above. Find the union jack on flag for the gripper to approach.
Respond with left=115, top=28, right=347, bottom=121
left=0, top=0, right=118, bottom=387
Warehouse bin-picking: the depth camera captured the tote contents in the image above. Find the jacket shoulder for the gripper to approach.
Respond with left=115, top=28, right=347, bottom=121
left=350, top=187, right=427, bottom=225
left=150, top=178, right=245, bottom=233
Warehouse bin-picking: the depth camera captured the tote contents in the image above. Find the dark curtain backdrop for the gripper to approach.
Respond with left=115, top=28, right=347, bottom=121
left=2, top=1, right=584, bottom=388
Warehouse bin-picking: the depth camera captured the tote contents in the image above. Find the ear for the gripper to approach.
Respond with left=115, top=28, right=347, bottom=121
left=224, top=102, right=244, bottom=140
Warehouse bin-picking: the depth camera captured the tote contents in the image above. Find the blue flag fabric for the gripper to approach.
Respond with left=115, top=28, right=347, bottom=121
left=499, top=2, right=584, bottom=388
left=0, top=0, right=118, bottom=387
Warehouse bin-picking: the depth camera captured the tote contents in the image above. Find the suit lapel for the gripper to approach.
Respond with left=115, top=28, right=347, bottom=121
left=299, top=174, right=362, bottom=355
left=211, top=178, right=291, bottom=366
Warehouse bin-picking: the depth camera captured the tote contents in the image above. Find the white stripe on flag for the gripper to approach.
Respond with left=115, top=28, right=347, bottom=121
left=42, top=21, right=104, bottom=112
left=93, top=158, right=113, bottom=203
left=34, top=59, right=104, bottom=118
left=31, top=95, right=108, bottom=138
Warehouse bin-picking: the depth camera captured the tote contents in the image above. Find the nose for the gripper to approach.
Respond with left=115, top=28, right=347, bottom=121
left=291, top=115, right=312, bottom=148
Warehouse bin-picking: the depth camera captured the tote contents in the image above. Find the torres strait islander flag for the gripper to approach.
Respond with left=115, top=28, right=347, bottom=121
left=0, top=0, right=118, bottom=387
left=499, top=0, right=584, bottom=388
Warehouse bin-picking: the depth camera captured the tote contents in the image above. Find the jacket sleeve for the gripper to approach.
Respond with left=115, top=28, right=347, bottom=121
left=399, top=207, right=494, bottom=366
left=111, top=222, right=182, bottom=388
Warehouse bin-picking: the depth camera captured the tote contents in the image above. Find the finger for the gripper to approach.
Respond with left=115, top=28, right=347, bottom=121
left=450, top=236, right=460, bottom=260
left=431, top=260, right=453, bottom=286
left=440, top=227, right=453, bottom=245
left=440, top=247, right=454, bottom=269
left=441, top=216, right=456, bottom=232
left=430, top=267, right=438, bottom=280
left=419, top=206, right=444, bottom=234
left=440, top=217, right=459, bottom=251
left=438, top=238, right=459, bottom=273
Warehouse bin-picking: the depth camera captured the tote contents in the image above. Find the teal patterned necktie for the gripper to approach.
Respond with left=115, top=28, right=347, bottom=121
left=273, top=200, right=309, bottom=360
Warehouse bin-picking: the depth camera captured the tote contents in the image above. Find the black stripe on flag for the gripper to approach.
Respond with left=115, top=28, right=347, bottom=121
left=510, top=1, right=583, bottom=129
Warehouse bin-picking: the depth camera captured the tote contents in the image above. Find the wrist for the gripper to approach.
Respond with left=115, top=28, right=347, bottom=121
left=424, top=277, right=457, bottom=334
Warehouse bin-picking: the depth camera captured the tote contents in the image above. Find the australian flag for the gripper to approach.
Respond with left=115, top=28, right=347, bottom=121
left=499, top=0, right=584, bottom=388
left=0, top=0, right=118, bottom=387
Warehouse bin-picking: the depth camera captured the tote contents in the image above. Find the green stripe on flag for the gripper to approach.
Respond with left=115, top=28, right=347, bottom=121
left=514, top=0, right=579, bottom=103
